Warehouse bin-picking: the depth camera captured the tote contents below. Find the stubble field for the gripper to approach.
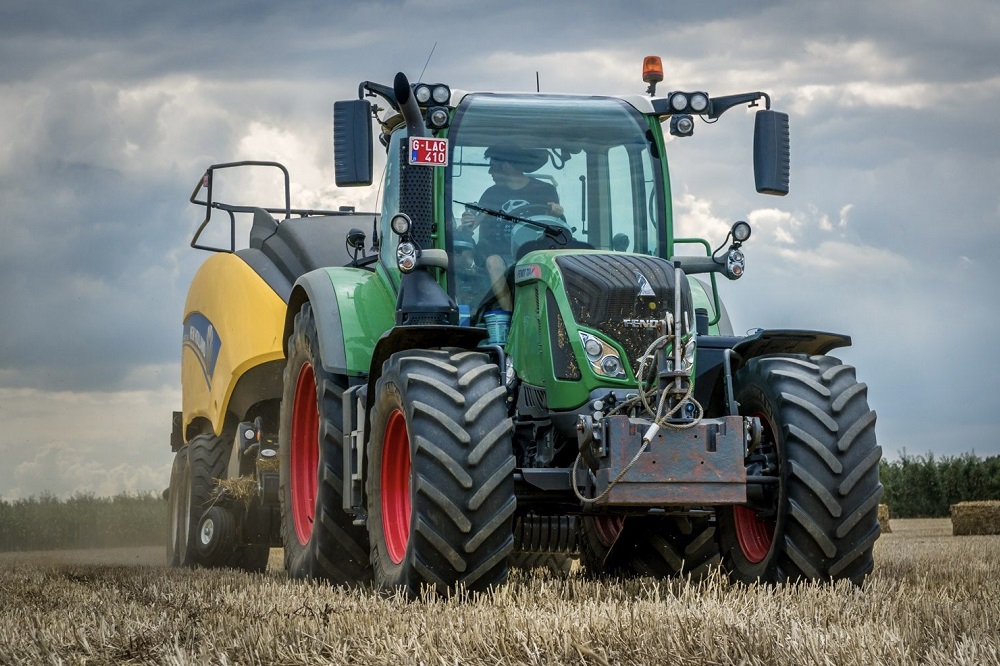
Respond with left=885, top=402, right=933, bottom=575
left=0, top=519, right=997, bottom=665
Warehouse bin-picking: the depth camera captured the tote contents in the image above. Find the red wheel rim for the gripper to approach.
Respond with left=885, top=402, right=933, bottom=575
left=381, top=409, right=411, bottom=565
left=290, top=362, right=319, bottom=546
left=734, top=411, right=777, bottom=563
left=734, top=505, right=775, bottom=563
left=593, top=515, right=625, bottom=548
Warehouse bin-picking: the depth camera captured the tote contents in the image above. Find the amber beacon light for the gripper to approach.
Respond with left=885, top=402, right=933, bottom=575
left=642, top=55, right=664, bottom=95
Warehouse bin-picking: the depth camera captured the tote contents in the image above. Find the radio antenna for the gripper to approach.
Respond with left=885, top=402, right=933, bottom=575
left=536, top=71, right=540, bottom=92
left=418, top=42, right=438, bottom=82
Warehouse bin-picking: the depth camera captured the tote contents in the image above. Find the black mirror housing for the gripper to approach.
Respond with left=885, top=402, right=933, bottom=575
left=333, top=99, right=374, bottom=186
left=753, top=109, right=790, bottom=195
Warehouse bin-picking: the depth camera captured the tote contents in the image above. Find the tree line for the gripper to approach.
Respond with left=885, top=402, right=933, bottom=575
left=2, top=452, right=999, bottom=551
left=880, top=451, right=1000, bottom=518
left=0, top=492, right=166, bottom=552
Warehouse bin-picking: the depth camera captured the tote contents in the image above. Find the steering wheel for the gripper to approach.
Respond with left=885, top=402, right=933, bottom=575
left=505, top=202, right=557, bottom=220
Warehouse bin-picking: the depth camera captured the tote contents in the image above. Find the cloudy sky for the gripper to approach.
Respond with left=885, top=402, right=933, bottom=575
left=1, top=0, right=998, bottom=500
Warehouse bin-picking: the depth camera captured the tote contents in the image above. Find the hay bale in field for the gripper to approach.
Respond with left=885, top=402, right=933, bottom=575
left=878, top=503, right=891, bottom=533
left=950, top=501, right=1000, bottom=536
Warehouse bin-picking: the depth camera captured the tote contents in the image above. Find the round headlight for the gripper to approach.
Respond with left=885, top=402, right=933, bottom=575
left=414, top=85, right=432, bottom=104
left=584, top=337, right=603, bottom=359
left=390, top=213, right=411, bottom=236
left=670, top=93, right=688, bottom=111
left=601, top=356, right=622, bottom=377
left=427, top=107, right=449, bottom=129
left=675, top=116, right=694, bottom=134
left=732, top=220, right=751, bottom=243
left=432, top=85, right=450, bottom=104
left=690, top=93, right=709, bottom=112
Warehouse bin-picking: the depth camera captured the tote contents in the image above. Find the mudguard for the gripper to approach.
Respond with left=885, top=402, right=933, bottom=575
left=284, top=267, right=396, bottom=376
left=694, top=328, right=852, bottom=415
left=182, top=253, right=286, bottom=438
left=732, top=328, right=851, bottom=361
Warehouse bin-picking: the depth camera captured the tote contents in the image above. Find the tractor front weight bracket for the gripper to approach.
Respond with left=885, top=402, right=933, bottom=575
left=579, top=415, right=748, bottom=506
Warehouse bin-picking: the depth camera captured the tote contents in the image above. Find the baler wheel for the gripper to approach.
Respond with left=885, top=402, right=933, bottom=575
left=186, top=434, right=270, bottom=571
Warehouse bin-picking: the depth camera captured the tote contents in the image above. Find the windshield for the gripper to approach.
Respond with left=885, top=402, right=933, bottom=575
left=446, top=93, right=665, bottom=312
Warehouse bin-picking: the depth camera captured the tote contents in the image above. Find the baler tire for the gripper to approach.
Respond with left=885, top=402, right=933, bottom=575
left=166, top=445, right=191, bottom=566
left=184, top=434, right=233, bottom=567
left=717, top=354, right=882, bottom=584
left=196, top=505, right=236, bottom=560
left=367, top=348, right=516, bottom=597
left=279, top=301, right=372, bottom=584
left=185, top=433, right=269, bottom=571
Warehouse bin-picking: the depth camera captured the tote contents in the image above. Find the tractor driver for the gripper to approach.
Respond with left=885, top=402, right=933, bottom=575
left=459, top=145, right=564, bottom=262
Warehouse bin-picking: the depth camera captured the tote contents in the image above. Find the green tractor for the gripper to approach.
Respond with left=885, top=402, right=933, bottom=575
left=168, top=56, right=882, bottom=593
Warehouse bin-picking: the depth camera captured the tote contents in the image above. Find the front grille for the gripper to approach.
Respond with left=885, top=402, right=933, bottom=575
left=555, top=254, right=692, bottom=373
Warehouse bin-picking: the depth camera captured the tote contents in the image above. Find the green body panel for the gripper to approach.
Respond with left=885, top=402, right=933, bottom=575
left=507, top=250, right=646, bottom=411
left=323, top=265, right=396, bottom=374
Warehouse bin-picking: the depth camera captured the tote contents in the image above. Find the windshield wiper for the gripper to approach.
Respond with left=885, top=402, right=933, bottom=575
left=456, top=201, right=571, bottom=242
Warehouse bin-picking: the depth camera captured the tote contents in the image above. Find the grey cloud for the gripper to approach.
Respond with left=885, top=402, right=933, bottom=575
left=1, top=0, right=999, bottom=500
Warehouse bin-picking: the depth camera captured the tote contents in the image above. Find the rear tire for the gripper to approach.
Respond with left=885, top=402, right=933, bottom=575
left=717, top=354, right=882, bottom=584
left=279, top=302, right=372, bottom=583
left=367, top=349, right=516, bottom=597
left=578, top=515, right=627, bottom=577
left=616, top=516, right=720, bottom=580
left=166, top=445, right=191, bottom=566
left=579, top=515, right=719, bottom=580
left=509, top=551, right=574, bottom=577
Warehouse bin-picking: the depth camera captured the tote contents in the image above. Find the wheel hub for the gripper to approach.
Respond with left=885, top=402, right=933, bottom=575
left=200, top=517, right=215, bottom=545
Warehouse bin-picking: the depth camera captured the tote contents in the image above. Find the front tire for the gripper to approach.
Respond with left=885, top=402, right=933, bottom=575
left=367, top=349, right=516, bottom=596
left=279, top=302, right=372, bottom=583
left=717, top=354, right=882, bottom=584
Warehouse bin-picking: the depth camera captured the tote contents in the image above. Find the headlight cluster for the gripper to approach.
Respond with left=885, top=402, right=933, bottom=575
left=579, top=331, right=627, bottom=380
left=396, top=241, right=417, bottom=273
left=391, top=213, right=417, bottom=272
left=667, top=91, right=709, bottom=137
left=668, top=91, right=709, bottom=114
left=413, top=83, right=451, bottom=130
left=413, top=83, right=450, bottom=105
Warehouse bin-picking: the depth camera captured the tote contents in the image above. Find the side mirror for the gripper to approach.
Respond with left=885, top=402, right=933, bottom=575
left=753, top=109, right=790, bottom=196
left=333, top=99, right=374, bottom=186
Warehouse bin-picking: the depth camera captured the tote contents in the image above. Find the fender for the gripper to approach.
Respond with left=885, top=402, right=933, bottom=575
left=731, top=328, right=851, bottom=362
left=695, top=328, right=852, bottom=415
left=284, top=267, right=396, bottom=376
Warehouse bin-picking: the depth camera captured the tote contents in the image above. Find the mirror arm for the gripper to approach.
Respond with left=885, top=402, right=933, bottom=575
left=359, top=81, right=399, bottom=112
left=708, top=92, right=770, bottom=120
